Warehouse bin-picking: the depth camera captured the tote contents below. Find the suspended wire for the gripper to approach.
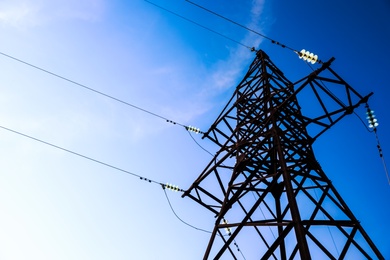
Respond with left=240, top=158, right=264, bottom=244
left=187, top=131, right=214, bottom=157
left=1, top=121, right=215, bottom=229
left=164, top=184, right=247, bottom=258
left=373, top=129, right=390, bottom=185
left=354, top=111, right=374, bottom=133
left=363, top=104, right=389, bottom=185
left=0, top=121, right=221, bottom=236
left=233, top=239, right=247, bottom=260
left=1, top=121, right=226, bottom=240
left=162, top=187, right=212, bottom=234
left=0, top=51, right=189, bottom=130
left=184, top=0, right=293, bottom=51
left=0, top=123, right=246, bottom=257
left=0, top=123, right=167, bottom=185
left=5, top=4, right=377, bottom=257
left=144, top=0, right=255, bottom=51
left=145, top=0, right=322, bottom=64
left=183, top=0, right=323, bottom=64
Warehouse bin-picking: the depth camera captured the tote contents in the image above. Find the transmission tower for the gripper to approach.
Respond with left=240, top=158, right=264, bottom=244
left=182, top=50, right=384, bottom=259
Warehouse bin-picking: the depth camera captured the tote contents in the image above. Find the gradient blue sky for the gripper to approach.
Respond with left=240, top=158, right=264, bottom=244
left=0, top=0, right=389, bottom=259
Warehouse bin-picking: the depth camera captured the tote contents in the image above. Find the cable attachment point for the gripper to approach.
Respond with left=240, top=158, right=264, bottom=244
left=297, top=49, right=320, bottom=64
left=366, top=105, right=379, bottom=129
left=140, top=177, right=152, bottom=183
left=271, top=40, right=286, bottom=48
left=186, top=125, right=202, bottom=134
left=163, top=183, right=183, bottom=192
left=166, top=119, right=177, bottom=125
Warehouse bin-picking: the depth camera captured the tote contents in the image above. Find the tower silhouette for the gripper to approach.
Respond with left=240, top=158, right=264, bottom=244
left=182, top=50, right=383, bottom=259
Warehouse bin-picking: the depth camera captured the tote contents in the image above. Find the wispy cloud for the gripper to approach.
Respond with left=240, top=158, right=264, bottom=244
left=206, top=0, right=267, bottom=91
left=0, top=0, right=269, bottom=144
left=0, top=0, right=106, bottom=28
left=144, top=0, right=269, bottom=130
left=190, top=0, right=267, bottom=119
left=0, top=1, right=40, bottom=28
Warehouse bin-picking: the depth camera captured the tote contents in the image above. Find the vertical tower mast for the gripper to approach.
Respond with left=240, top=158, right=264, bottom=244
left=182, top=50, right=383, bottom=259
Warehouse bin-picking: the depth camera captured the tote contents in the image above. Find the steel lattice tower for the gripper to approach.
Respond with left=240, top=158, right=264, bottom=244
left=182, top=50, right=383, bottom=259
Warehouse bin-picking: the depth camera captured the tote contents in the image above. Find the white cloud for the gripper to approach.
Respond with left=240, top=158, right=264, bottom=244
left=0, top=0, right=105, bottom=28
left=43, top=0, right=106, bottom=22
left=207, top=0, right=266, bottom=91
left=140, top=0, right=269, bottom=131
left=0, top=1, right=40, bottom=28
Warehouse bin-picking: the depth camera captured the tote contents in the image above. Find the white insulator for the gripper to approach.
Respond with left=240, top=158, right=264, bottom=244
left=308, top=52, right=314, bottom=61
left=166, top=183, right=180, bottom=192
left=299, top=49, right=319, bottom=64
left=311, top=54, right=318, bottom=64
left=299, top=49, right=305, bottom=59
left=302, top=50, right=308, bottom=61
left=187, top=125, right=201, bottom=134
left=222, top=219, right=231, bottom=235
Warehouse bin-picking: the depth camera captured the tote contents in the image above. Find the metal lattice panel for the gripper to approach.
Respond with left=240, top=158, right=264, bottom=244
left=182, top=50, right=383, bottom=259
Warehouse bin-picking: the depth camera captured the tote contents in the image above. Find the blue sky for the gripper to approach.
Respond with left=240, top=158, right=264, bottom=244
left=0, top=0, right=389, bottom=259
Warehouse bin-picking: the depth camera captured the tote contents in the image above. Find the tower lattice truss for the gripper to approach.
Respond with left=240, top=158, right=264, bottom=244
left=182, top=50, right=383, bottom=259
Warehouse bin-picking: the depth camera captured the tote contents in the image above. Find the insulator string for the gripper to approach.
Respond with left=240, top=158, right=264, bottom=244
left=364, top=104, right=389, bottom=185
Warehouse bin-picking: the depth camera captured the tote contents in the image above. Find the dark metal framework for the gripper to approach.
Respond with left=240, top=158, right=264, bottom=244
left=182, top=50, right=383, bottom=259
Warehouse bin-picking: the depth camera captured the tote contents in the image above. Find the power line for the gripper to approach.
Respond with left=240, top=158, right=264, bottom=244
left=187, top=131, right=214, bottom=157
left=182, top=0, right=322, bottom=64
left=162, top=187, right=212, bottom=234
left=0, top=123, right=166, bottom=186
left=184, top=0, right=293, bottom=51
left=0, top=122, right=221, bottom=239
left=143, top=0, right=255, bottom=51
left=0, top=51, right=199, bottom=132
left=374, top=129, right=390, bottom=185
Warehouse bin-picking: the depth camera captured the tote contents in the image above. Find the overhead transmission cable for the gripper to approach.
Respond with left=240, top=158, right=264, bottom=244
left=0, top=124, right=161, bottom=185
left=182, top=0, right=322, bottom=64
left=144, top=0, right=321, bottom=64
left=144, top=0, right=254, bottom=51
left=0, top=51, right=204, bottom=135
left=184, top=0, right=293, bottom=51
left=0, top=123, right=218, bottom=233
left=162, top=188, right=212, bottom=234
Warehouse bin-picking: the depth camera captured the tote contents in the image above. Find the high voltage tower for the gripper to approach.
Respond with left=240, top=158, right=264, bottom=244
left=182, top=50, right=384, bottom=259
left=0, top=2, right=387, bottom=257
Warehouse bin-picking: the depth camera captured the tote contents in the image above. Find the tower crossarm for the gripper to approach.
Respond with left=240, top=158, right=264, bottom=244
left=202, top=54, right=372, bottom=147
left=289, top=58, right=372, bottom=141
